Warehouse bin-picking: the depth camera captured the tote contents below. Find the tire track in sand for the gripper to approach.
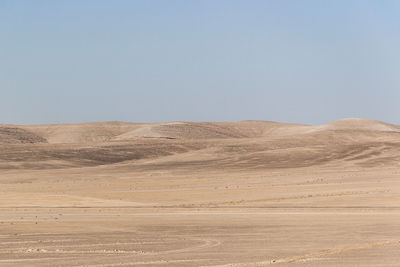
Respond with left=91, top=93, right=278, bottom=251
left=203, top=239, right=399, bottom=266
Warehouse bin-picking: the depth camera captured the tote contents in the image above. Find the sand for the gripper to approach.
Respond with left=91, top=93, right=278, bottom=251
left=0, top=118, right=399, bottom=266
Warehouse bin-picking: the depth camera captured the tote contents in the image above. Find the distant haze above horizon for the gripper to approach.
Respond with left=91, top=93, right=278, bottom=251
left=1, top=1, right=400, bottom=125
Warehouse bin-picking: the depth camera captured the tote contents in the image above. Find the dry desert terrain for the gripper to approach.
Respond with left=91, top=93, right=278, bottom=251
left=0, top=118, right=399, bottom=266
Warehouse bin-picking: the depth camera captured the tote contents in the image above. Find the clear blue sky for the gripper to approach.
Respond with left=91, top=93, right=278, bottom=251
left=1, top=0, right=400, bottom=125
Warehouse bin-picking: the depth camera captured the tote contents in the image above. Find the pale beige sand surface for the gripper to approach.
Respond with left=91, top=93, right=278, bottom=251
left=0, top=119, right=399, bottom=266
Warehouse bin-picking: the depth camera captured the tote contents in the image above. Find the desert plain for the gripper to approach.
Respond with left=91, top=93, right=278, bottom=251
left=0, top=118, right=399, bottom=266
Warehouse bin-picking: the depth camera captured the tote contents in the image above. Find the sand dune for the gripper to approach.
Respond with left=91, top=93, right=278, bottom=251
left=19, top=121, right=141, bottom=144
left=13, top=120, right=299, bottom=142
left=1, top=118, right=400, bottom=266
left=1, top=118, right=399, bottom=170
left=4, top=118, right=399, bottom=145
left=314, top=118, right=400, bottom=132
left=0, top=125, right=47, bottom=144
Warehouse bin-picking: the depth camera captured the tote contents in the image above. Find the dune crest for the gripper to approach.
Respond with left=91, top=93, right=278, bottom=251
left=316, top=118, right=400, bottom=132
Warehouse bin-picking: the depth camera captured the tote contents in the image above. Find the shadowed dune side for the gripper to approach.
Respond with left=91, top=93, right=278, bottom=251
left=0, top=140, right=207, bottom=170
left=0, top=125, right=47, bottom=144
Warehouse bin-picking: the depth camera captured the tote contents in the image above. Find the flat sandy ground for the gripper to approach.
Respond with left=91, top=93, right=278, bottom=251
left=0, top=119, right=399, bottom=266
